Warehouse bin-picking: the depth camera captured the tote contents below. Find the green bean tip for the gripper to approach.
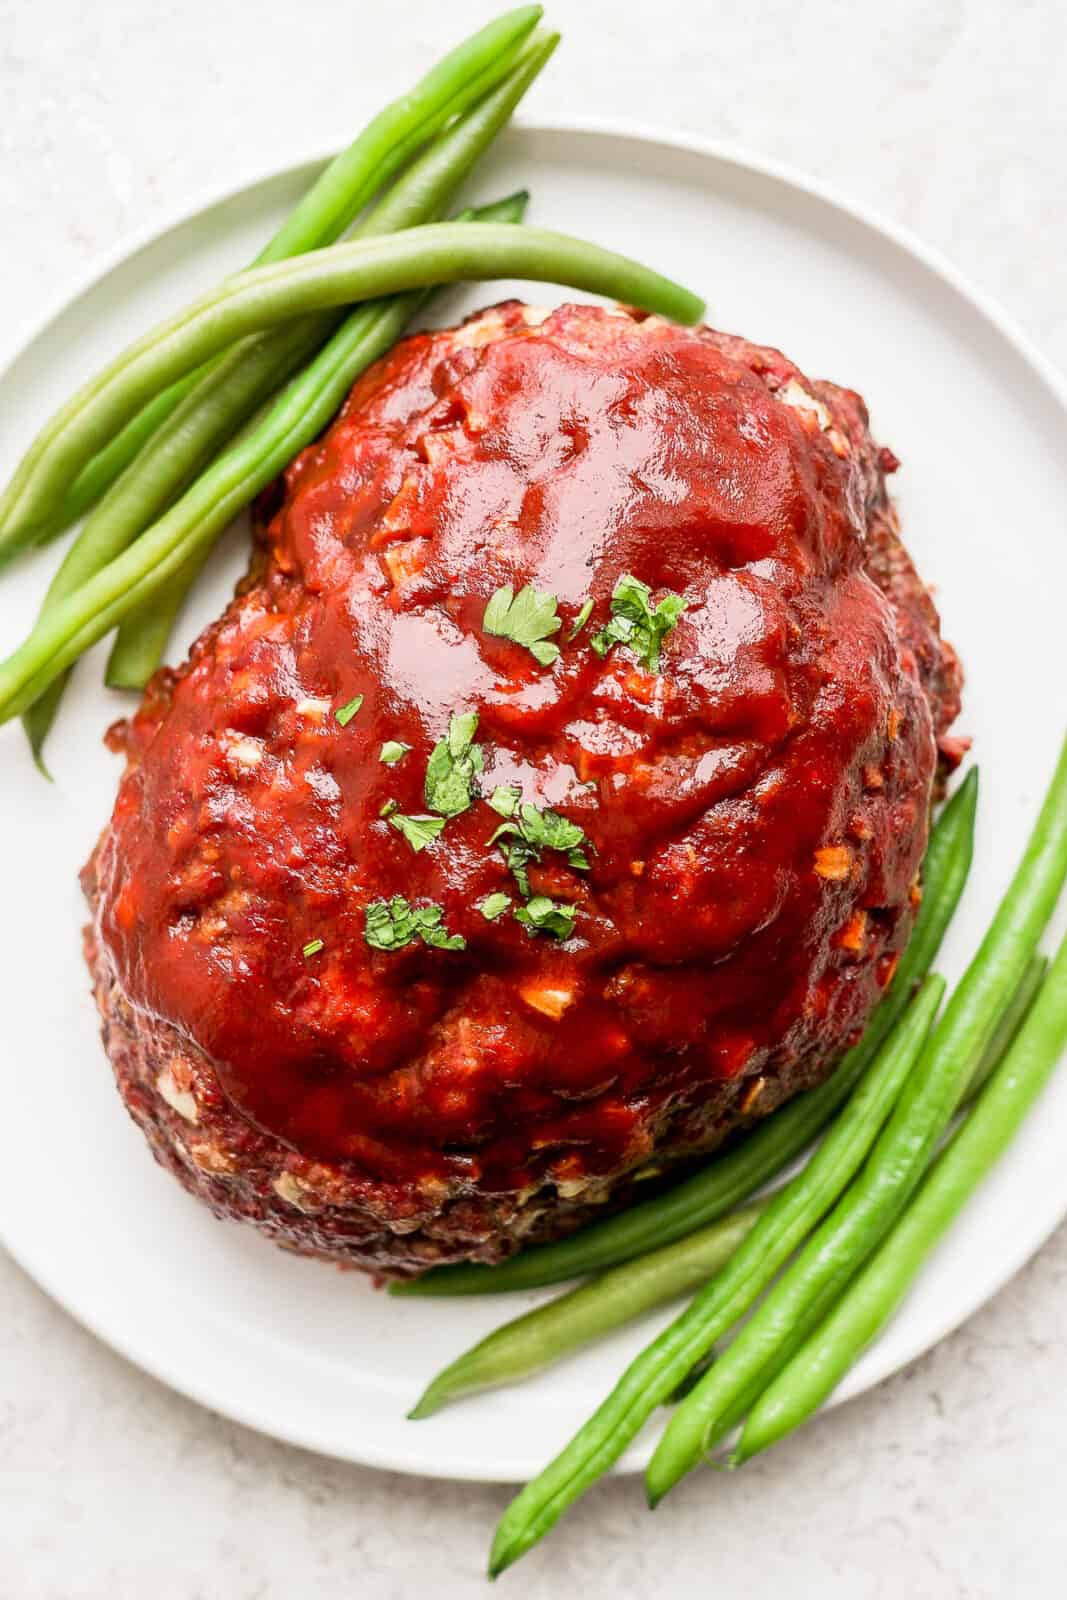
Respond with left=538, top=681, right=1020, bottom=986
left=487, top=1545, right=514, bottom=1581
left=954, top=763, right=978, bottom=808
left=31, top=745, right=54, bottom=783
left=406, top=1388, right=444, bottom=1421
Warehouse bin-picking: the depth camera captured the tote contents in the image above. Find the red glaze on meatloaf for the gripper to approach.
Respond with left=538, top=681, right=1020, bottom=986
left=83, top=302, right=962, bottom=1275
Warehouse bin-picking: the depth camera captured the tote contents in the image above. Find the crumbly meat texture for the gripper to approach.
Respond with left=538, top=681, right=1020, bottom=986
left=83, top=302, right=962, bottom=1276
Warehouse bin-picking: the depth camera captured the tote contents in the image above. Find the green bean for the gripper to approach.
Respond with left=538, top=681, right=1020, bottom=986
left=963, top=951, right=1047, bottom=1103
left=0, top=303, right=421, bottom=722
left=0, top=222, right=702, bottom=550
left=24, top=32, right=556, bottom=754
left=0, top=5, right=543, bottom=556
left=20, top=317, right=326, bottom=763
left=255, top=10, right=541, bottom=261
left=3, top=212, right=606, bottom=723
left=487, top=977, right=944, bottom=1576
left=396, top=772, right=979, bottom=1298
left=409, top=1201, right=769, bottom=1420
left=103, top=545, right=214, bottom=691
left=646, top=1007, right=970, bottom=1498
left=714, top=953, right=1051, bottom=1449
left=940, top=734, right=1067, bottom=1108
left=735, top=928, right=1067, bottom=1464
left=102, top=185, right=537, bottom=696
left=646, top=735, right=1067, bottom=1503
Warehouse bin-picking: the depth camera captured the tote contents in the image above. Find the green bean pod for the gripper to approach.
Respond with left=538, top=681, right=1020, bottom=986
left=646, top=735, right=1067, bottom=1503
left=20, top=316, right=326, bottom=763
left=701, top=953, right=1053, bottom=1448
left=487, top=977, right=944, bottom=1577
left=103, top=544, right=215, bottom=691
left=647, top=991, right=974, bottom=1498
left=934, top=734, right=1067, bottom=1110
left=409, top=1201, right=769, bottom=1420
left=397, top=771, right=979, bottom=1298
left=0, top=301, right=425, bottom=722
left=735, top=927, right=1067, bottom=1463
left=0, top=5, right=543, bottom=555
left=256, top=10, right=541, bottom=261
left=0, top=222, right=703, bottom=543
left=961, top=950, right=1047, bottom=1104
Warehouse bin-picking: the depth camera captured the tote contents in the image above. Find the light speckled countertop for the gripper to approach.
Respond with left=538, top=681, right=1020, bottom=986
left=3, top=2, right=1065, bottom=1594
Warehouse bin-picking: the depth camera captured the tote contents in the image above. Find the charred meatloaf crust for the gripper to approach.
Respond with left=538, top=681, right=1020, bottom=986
left=83, top=301, right=962, bottom=1277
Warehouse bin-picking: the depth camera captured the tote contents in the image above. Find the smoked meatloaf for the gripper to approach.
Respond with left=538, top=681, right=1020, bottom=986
left=83, top=301, right=962, bottom=1277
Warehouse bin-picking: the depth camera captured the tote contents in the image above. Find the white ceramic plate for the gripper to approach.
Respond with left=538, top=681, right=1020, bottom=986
left=1, top=120, right=1065, bottom=1483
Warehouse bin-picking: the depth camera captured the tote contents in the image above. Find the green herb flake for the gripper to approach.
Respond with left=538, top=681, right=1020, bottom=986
left=301, top=938, right=325, bottom=959
left=335, top=694, right=364, bottom=727
left=379, top=799, right=399, bottom=819
left=483, top=584, right=562, bottom=666
left=590, top=573, right=688, bottom=672
left=477, top=892, right=512, bottom=922
left=514, top=896, right=577, bottom=941
left=517, top=802, right=589, bottom=868
left=424, top=711, right=483, bottom=817
left=447, top=711, right=479, bottom=756
left=379, top=741, right=410, bottom=765
left=365, top=897, right=415, bottom=951
left=568, top=598, right=594, bottom=640
left=417, top=914, right=466, bottom=951
left=490, top=803, right=592, bottom=892
left=389, top=813, right=447, bottom=853
left=488, top=783, right=522, bottom=818
left=364, top=896, right=466, bottom=954
left=488, top=824, right=536, bottom=897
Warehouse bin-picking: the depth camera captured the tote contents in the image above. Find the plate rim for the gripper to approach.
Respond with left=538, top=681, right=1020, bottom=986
left=1, top=114, right=1064, bottom=1481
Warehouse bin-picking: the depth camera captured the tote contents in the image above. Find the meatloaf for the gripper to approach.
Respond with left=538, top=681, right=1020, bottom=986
left=83, top=301, right=962, bottom=1277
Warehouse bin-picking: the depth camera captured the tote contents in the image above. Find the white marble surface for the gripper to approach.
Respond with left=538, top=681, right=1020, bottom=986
left=2, top=1, right=1066, bottom=1594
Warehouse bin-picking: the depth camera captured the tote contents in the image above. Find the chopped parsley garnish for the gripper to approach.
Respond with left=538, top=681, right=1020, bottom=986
left=483, top=584, right=562, bottom=666
left=389, top=813, right=446, bottom=853
left=490, top=828, right=538, bottom=897
left=301, top=938, right=325, bottom=959
left=379, top=741, right=410, bottom=765
left=488, top=783, right=521, bottom=818
left=364, top=897, right=466, bottom=952
left=524, top=803, right=589, bottom=864
left=424, top=711, right=483, bottom=816
left=414, top=908, right=467, bottom=950
left=568, top=598, right=594, bottom=640
left=379, top=799, right=398, bottom=818
left=478, top=892, right=512, bottom=921
left=517, top=802, right=590, bottom=867
left=591, top=573, right=687, bottom=672
left=335, top=694, right=364, bottom=727
left=514, top=895, right=577, bottom=940
left=490, top=802, right=592, bottom=895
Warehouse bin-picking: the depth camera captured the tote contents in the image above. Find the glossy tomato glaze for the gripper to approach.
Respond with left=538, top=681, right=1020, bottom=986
left=86, top=303, right=961, bottom=1270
